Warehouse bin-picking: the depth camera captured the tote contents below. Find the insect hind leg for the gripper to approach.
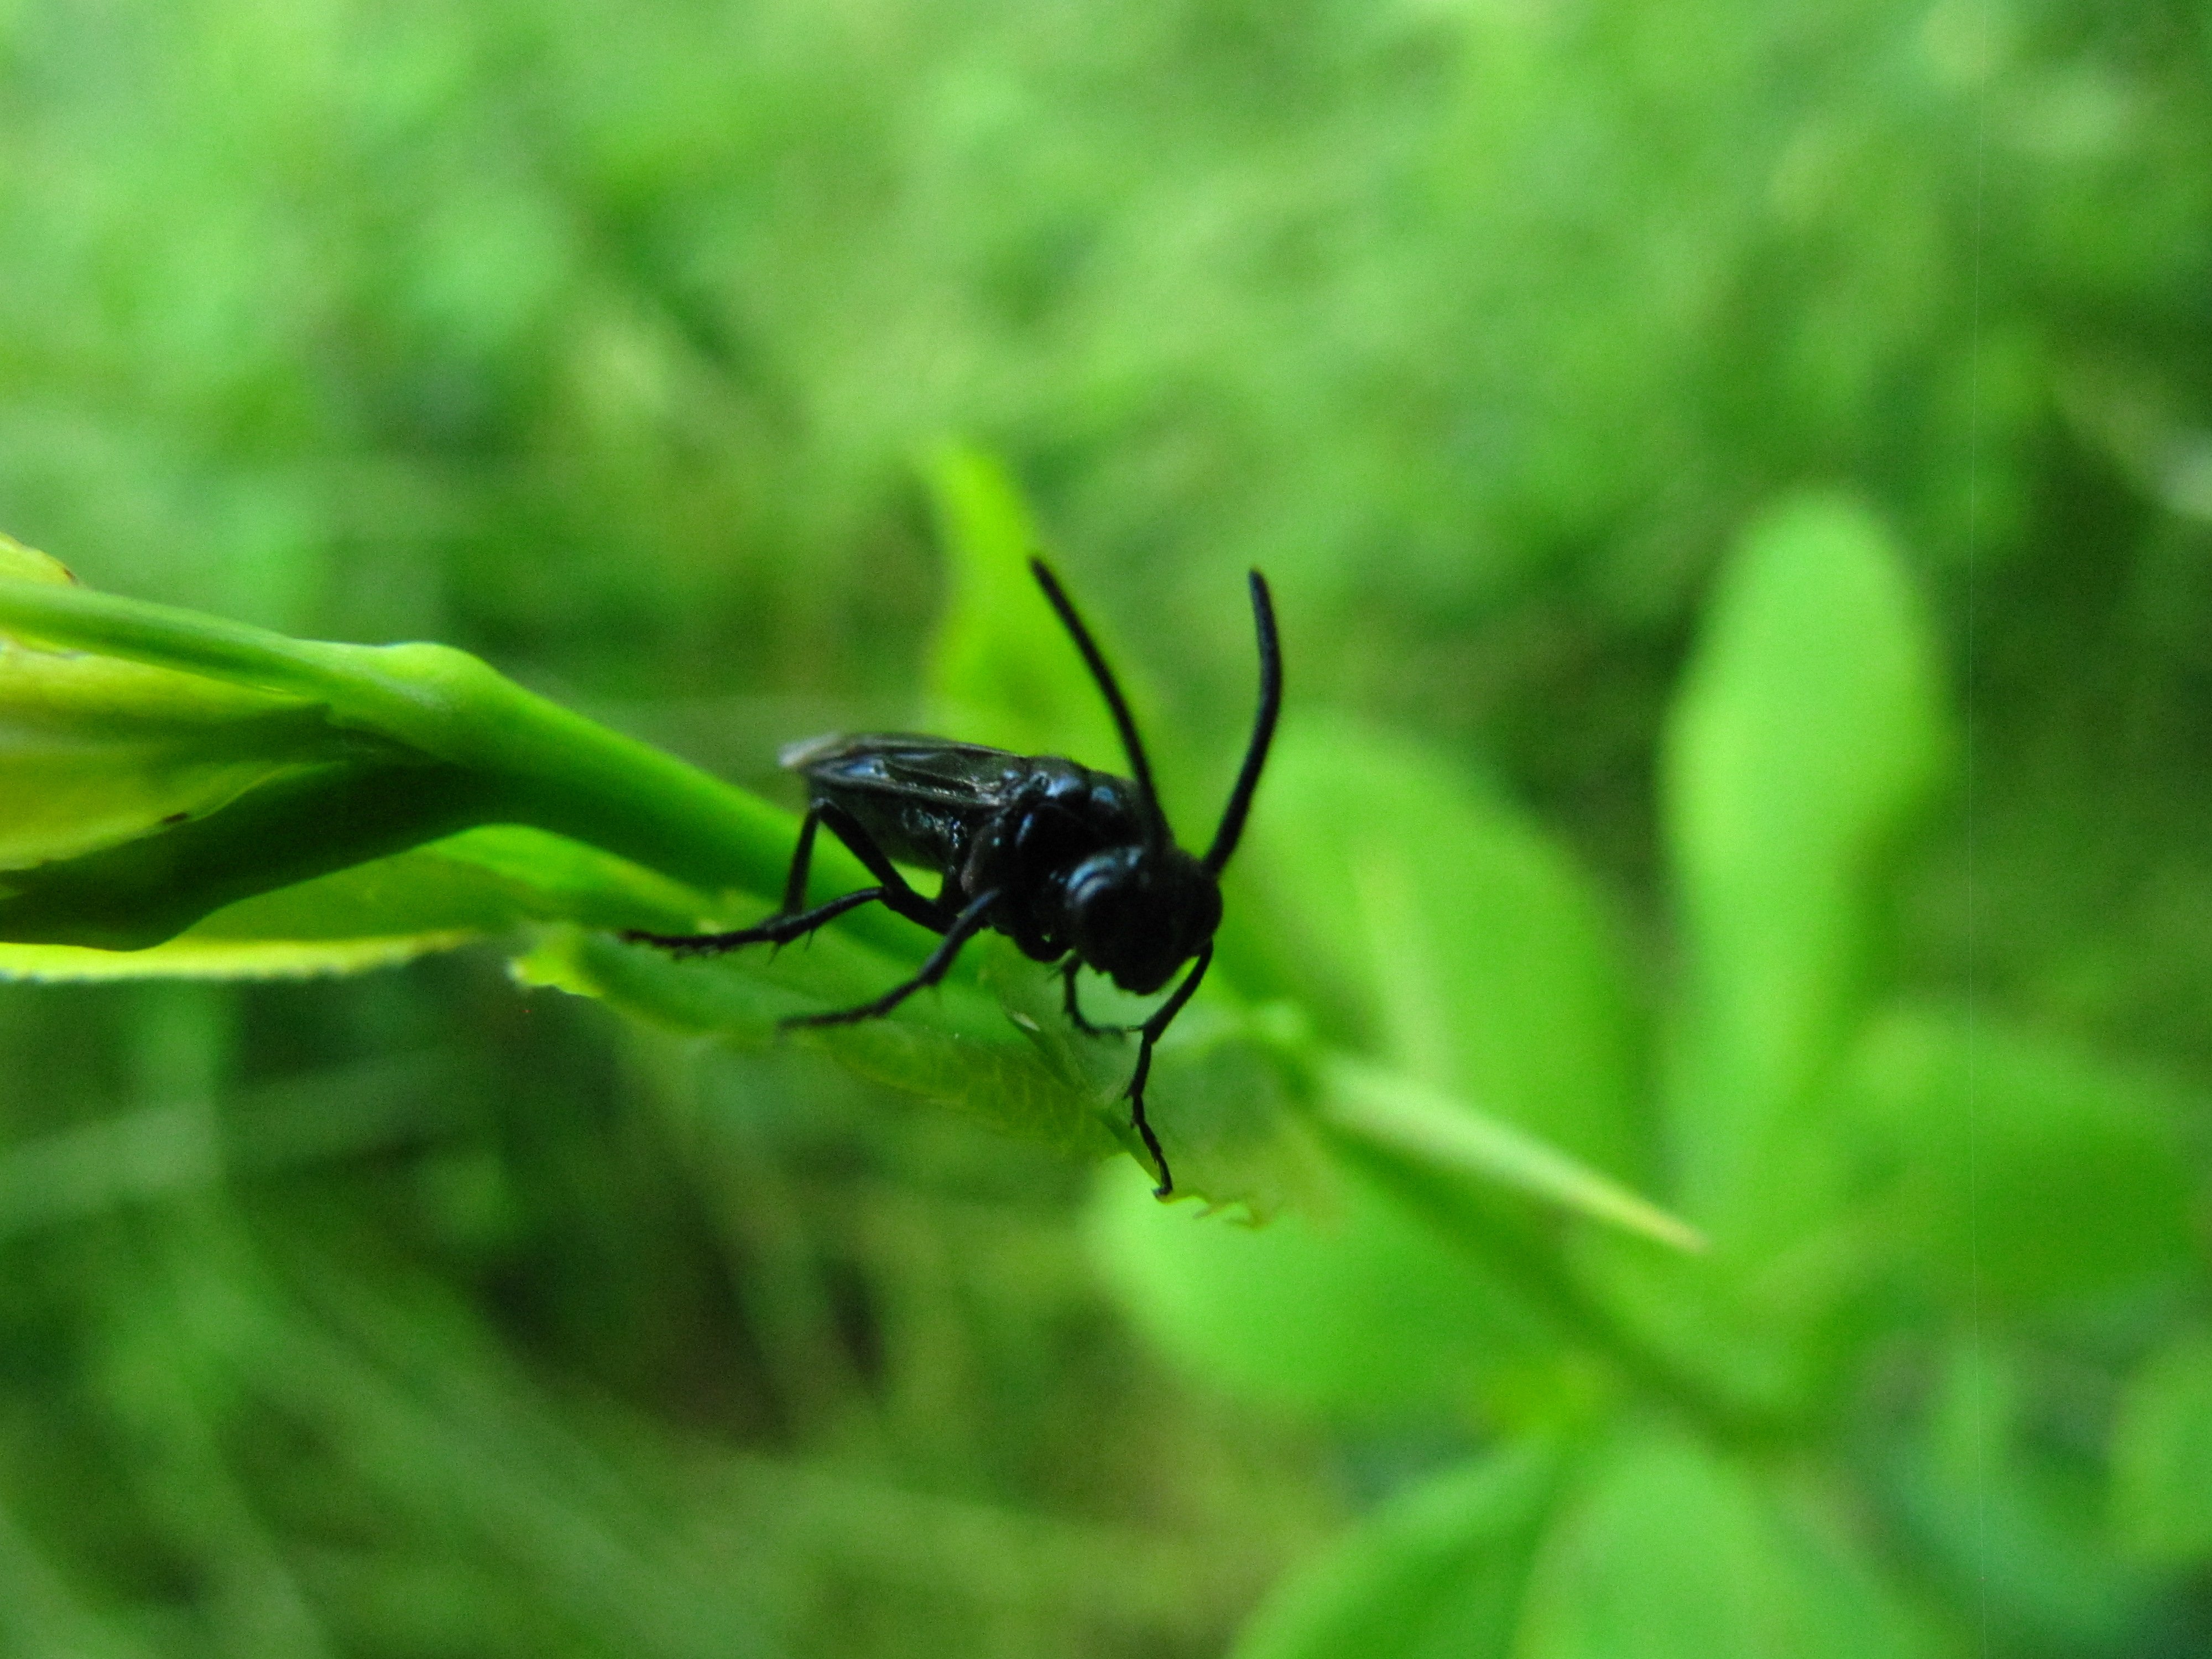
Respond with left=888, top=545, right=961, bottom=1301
left=624, top=885, right=891, bottom=956
left=783, top=888, right=999, bottom=1029
left=624, top=804, right=947, bottom=957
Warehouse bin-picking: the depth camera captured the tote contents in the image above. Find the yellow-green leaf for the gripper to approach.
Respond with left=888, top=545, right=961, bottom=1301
left=1662, top=494, right=1948, bottom=1243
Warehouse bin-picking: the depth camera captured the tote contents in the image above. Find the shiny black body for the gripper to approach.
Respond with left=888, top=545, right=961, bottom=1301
left=784, top=737, right=1222, bottom=993
left=627, top=560, right=1280, bottom=1198
left=792, top=740, right=1150, bottom=958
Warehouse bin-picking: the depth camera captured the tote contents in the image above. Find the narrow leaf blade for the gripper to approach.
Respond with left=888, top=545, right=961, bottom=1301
left=1321, top=1058, right=1703, bottom=1252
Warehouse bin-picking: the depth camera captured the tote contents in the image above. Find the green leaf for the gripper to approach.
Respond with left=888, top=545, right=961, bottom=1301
left=1088, top=1051, right=1698, bottom=1421
left=1662, top=494, right=1948, bottom=1243
left=1089, top=1149, right=1548, bottom=1419
left=0, top=933, right=479, bottom=982
left=417, top=825, right=729, bottom=934
left=1229, top=716, right=1647, bottom=1182
left=1117, top=998, right=1335, bottom=1222
left=1231, top=1447, right=1563, bottom=1659
left=520, top=926, right=1121, bottom=1161
left=0, top=570, right=814, bottom=952
left=1899, top=1339, right=2152, bottom=1648
left=0, top=827, right=716, bottom=982
left=0, top=643, right=366, bottom=873
left=1516, top=1427, right=1939, bottom=1659
left=2111, top=1331, right=2212, bottom=1567
left=1846, top=1005, right=2197, bottom=1308
left=0, top=532, right=371, bottom=878
left=922, top=442, right=1132, bottom=768
left=1088, top=1044, right=1690, bottom=1425
left=532, top=922, right=1337, bottom=1210
left=0, top=530, right=77, bottom=588
left=0, top=753, right=490, bottom=948
left=1318, top=1058, right=1702, bottom=1254
left=0, top=546, right=1703, bottom=1224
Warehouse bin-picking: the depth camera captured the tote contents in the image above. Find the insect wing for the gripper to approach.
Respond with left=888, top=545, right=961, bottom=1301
left=781, top=735, right=1032, bottom=809
left=784, top=737, right=1034, bottom=875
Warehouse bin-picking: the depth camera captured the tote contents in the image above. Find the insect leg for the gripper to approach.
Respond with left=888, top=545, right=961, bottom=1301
left=1123, top=942, right=1212, bottom=1199
left=623, top=885, right=893, bottom=956
left=625, top=804, right=950, bottom=957
left=1060, top=959, right=1136, bottom=1037
left=813, top=801, right=955, bottom=932
left=777, top=806, right=824, bottom=915
left=782, top=888, right=1001, bottom=1029
left=625, top=807, right=847, bottom=953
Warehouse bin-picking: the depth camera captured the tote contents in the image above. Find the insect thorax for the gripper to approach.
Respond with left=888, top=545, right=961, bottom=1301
left=954, top=762, right=1150, bottom=958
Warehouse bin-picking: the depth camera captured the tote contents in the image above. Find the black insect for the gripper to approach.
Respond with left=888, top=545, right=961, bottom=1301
left=625, top=557, right=1281, bottom=1197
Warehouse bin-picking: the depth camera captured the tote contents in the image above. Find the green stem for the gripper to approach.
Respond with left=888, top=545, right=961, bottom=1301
left=0, top=577, right=937, bottom=965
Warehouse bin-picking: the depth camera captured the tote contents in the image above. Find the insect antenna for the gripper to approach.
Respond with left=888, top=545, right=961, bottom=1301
left=1202, top=571, right=1280, bottom=875
left=1029, top=557, right=1170, bottom=844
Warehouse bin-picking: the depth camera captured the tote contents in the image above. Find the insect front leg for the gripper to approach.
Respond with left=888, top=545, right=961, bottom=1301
left=1060, top=959, right=1139, bottom=1037
left=1123, top=942, right=1212, bottom=1199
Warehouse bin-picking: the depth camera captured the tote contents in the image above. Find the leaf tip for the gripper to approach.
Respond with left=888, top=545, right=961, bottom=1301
left=0, top=530, right=80, bottom=595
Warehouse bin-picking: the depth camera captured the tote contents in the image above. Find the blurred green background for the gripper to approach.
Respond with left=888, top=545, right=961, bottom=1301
left=4, top=1, right=2211, bottom=1655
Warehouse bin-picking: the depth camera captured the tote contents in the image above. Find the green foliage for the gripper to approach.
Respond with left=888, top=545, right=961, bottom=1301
left=1900, top=1341, right=2156, bottom=1651
left=1847, top=1006, right=2198, bottom=1310
left=0, top=552, right=797, bottom=954
left=1236, top=1428, right=1940, bottom=1659
left=6, top=467, right=2206, bottom=1656
left=1231, top=1446, right=1563, bottom=1659
left=1095, top=495, right=2207, bottom=1655
left=2112, top=1332, right=2212, bottom=1568
left=0, top=539, right=1691, bottom=1233
left=1092, top=1158, right=1551, bottom=1420
left=1511, top=1429, right=1936, bottom=1659
left=2, top=2, right=2210, bottom=1655
left=1664, top=495, right=1949, bottom=1244
left=1230, top=717, right=1646, bottom=1181
left=922, top=443, right=1132, bottom=768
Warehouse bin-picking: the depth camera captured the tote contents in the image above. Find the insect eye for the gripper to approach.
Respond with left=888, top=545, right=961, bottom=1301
left=1065, top=849, right=1220, bottom=997
left=1067, top=855, right=1136, bottom=924
left=1066, top=852, right=1146, bottom=952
